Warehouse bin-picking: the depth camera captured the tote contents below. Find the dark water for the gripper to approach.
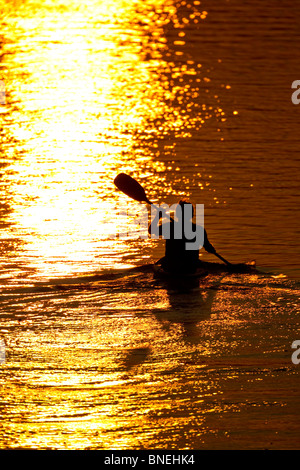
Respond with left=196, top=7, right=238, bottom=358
left=0, top=0, right=299, bottom=449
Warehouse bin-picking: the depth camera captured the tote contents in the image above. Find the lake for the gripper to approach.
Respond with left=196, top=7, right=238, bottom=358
left=0, top=0, right=299, bottom=450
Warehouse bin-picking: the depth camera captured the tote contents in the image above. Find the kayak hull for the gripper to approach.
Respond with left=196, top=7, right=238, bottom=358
left=152, top=259, right=256, bottom=279
left=152, top=264, right=208, bottom=280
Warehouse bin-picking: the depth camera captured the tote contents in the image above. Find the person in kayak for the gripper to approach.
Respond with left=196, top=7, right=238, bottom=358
left=148, top=199, right=216, bottom=274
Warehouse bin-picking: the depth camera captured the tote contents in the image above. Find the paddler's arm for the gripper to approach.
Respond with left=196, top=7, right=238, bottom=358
left=148, top=210, right=163, bottom=237
left=203, top=229, right=216, bottom=254
left=148, top=207, right=175, bottom=237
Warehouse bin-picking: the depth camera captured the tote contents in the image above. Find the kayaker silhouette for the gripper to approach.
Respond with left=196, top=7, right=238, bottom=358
left=148, top=199, right=216, bottom=274
left=114, top=173, right=253, bottom=273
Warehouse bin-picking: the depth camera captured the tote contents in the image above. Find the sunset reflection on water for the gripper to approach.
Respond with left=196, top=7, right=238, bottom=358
left=1, top=0, right=224, bottom=282
left=0, top=0, right=299, bottom=451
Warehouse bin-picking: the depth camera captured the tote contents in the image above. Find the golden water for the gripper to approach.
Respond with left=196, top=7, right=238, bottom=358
left=0, top=0, right=299, bottom=449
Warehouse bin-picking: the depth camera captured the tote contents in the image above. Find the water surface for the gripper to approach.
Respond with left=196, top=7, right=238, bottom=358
left=0, top=0, right=299, bottom=450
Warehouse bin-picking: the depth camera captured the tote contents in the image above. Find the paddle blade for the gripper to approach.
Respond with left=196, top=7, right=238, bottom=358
left=228, top=260, right=257, bottom=273
left=114, top=173, right=151, bottom=203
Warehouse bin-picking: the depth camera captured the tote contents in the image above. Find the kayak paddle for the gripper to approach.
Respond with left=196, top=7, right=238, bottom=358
left=213, top=252, right=255, bottom=272
left=114, top=173, right=152, bottom=204
left=114, top=172, right=164, bottom=214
